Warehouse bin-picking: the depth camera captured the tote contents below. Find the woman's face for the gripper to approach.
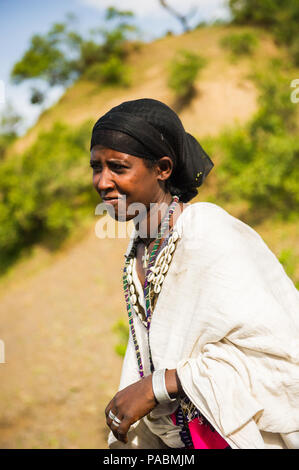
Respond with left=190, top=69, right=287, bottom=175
left=90, top=146, right=172, bottom=221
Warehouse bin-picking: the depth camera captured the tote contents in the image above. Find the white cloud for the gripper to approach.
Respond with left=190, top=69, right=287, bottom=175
left=81, top=0, right=229, bottom=21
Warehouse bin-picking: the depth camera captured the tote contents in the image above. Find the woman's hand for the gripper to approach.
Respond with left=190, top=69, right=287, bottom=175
left=105, top=374, right=157, bottom=444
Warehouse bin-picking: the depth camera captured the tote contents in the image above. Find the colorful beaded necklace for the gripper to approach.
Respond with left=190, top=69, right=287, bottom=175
left=123, top=195, right=179, bottom=378
left=122, top=195, right=198, bottom=448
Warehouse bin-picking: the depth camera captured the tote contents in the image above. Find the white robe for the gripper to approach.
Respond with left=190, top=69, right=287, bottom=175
left=108, top=202, right=299, bottom=449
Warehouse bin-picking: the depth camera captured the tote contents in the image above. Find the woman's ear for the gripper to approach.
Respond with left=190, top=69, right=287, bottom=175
left=156, top=156, right=173, bottom=182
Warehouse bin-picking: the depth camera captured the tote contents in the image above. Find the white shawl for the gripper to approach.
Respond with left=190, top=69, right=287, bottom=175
left=108, top=202, right=299, bottom=449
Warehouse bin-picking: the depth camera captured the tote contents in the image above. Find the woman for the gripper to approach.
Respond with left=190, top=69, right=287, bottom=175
left=90, top=98, right=299, bottom=449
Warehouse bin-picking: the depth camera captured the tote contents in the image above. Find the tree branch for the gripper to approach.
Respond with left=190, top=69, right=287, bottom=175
left=159, top=0, right=195, bottom=32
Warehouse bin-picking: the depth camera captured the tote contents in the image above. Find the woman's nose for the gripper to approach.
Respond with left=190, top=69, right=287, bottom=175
left=96, top=168, right=115, bottom=193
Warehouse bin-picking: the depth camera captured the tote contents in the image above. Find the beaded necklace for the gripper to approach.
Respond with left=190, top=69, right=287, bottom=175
left=123, top=195, right=179, bottom=378
left=122, top=195, right=198, bottom=449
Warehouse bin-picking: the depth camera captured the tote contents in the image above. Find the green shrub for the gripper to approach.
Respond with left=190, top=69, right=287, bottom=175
left=168, top=50, right=207, bottom=100
left=220, top=31, right=259, bottom=56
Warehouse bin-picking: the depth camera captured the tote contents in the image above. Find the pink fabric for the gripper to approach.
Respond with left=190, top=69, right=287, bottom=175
left=171, top=412, right=229, bottom=449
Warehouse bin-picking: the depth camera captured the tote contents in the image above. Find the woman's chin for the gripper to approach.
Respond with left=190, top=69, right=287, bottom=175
left=106, top=207, right=131, bottom=222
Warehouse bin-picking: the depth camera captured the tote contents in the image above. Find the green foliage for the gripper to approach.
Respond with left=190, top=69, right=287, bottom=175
left=250, top=64, right=297, bottom=134
left=216, top=64, right=299, bottom=219
left=229, top=0, right=281, bottom=25
left=105, top=6, right=134, bottom=20
left=0, top=134, right=16, bottom=159
left=289, top=37, right=299, bottom=67
left=220, top=31, right=259, bottom=57
left=11, top=24, right=78, bottom=87
left=0, top=120, right=97, bottom=272
left=168, top=50, right=207, bottom=100
left=218, top=130, right=299, bottom=216
left=112, top=319, right=129, bottom=358
left=82, top=19, right=140, bottom=84
left=85, top=56, right=130, bottom=87
left=229, top=0, right=299, bottom=65
left=76, top=40, right=104, bottom=72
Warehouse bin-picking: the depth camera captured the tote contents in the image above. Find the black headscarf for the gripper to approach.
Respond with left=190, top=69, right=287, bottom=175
left=90, top=98, right=214, bottom=202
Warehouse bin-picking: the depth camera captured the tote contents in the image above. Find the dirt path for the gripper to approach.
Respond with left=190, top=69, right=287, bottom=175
left=0, top=222, right=131, bottom=449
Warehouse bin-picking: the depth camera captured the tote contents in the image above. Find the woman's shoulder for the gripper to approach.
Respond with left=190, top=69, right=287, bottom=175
left=176, top=201, right=233, bottom=232
left=182, top=201, right=227, bottom=217
left=176, top=201, right=262, bottom=247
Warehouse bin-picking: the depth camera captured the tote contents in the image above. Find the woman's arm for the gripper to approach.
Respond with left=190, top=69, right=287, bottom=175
left=105, top=368, right=184, bottom=444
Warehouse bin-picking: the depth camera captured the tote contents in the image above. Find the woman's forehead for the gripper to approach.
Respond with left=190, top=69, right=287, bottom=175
left=90, top=146, right=136, bottom=161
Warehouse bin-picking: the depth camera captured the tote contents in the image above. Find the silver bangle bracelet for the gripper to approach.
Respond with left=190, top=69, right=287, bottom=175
left=152, top=368, right=177, bottom=404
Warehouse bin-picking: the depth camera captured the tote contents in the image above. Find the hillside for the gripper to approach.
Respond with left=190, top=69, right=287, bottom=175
left=0, top=25, right=298, bottom=449
left=11, top=25, right=283, bottom=155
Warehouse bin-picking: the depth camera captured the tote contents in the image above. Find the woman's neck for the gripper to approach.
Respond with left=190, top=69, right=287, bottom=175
left=134, top=192, right=173, bottom=247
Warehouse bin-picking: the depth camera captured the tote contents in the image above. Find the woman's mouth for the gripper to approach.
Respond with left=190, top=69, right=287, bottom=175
left=103, top=197, right=119, bottom=205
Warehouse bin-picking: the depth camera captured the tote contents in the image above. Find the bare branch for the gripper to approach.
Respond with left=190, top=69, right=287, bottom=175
left=158, top=0, right=197, bottom=32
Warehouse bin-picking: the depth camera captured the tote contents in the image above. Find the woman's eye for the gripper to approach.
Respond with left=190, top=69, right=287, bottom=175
left=110, top=163, right=126, bottom=172
left=89, top=162, right=126, bottom=172
left=90, top=165, right=102, bottom=172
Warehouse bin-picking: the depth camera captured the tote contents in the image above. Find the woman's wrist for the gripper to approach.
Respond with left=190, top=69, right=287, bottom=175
left=164, top=368, right=185, bottom=399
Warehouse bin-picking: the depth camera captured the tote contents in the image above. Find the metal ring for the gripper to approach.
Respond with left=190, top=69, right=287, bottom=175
left=113, top=416, right=122, bottom=424
left=108, top=410, right=116, bottom=420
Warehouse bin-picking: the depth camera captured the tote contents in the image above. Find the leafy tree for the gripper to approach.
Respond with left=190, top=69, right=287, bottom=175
left=11, top=22, right=81, bottom=86
left=10, top=8, right=137, bottom=103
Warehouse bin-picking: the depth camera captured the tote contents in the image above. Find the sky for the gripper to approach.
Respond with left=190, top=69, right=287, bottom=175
left=0, top=0, right=230, bottom=133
